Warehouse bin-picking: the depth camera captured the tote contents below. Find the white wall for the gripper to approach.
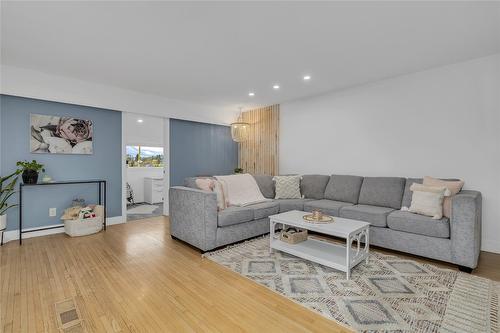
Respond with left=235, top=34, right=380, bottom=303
left=126, top=167, right=164, bottom=203
left=0, top=65, right=236, bottom=125
left=280, top=54, right=500, bottom=253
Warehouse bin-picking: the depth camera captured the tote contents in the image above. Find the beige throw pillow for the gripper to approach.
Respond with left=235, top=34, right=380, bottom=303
left=273, top=175, right=302, bottom=199
left=408, top=183, right=451, bottom=219
left=423, top=176, right=464, bottom=218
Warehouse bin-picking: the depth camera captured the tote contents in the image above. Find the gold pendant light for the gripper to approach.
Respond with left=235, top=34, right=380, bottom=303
left=231, top=107, right=250, bottom=142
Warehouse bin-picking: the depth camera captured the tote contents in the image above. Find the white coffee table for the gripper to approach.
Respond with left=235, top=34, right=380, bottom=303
left=269, top=210, right=370, bottom=279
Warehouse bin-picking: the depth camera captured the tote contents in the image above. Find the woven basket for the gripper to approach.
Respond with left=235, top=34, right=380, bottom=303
left=64, top=205, right=104, bottom=237
left=280, top=228, right=308, bottom=244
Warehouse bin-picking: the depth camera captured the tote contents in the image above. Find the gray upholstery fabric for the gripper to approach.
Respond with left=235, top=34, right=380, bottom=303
left=401, top=178, right=422, bottom=208
left=247, top=201, right=280, bottom=220
left=171, top=178, right=482, bottom=268
left=218, top=206, right=254, bottom=227
left=304, top=199, right=354, bottom=217
left=324, top=175, right=364, bottom=204
left=340, top=204, right=394, bottom=227
left=276, top=198, right=314, bottom=212
left=387, top=210, right=450, bottom=238
left=370, top=226, right=452, bottom=263
left=216, top=218, right=270, bottom=247
left=252, top=175, right=275, bottom=199
left=169, top=186, right=218, bottom=251
left=358, top=177, right=406, bottom=209
left=300, top=175, right=330, bottom=199
left=450, top=190, right=482, bottom=268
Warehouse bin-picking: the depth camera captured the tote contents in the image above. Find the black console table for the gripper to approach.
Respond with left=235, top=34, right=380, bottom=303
left=18, top=180, right=106, bottom=245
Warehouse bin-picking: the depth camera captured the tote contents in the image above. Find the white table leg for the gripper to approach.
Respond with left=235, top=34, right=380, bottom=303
left=365, top=227, right=370, bottom=264
left=346, top=234, right=351, bottom=280
left=269, top=220, right=275, bottom=254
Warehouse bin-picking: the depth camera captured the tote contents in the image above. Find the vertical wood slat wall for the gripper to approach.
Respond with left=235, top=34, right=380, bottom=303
left=238, top=104, right=279, bottom=175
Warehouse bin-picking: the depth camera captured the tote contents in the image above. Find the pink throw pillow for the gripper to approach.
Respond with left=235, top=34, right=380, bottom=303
left=195, top=178, right=215, bottom=192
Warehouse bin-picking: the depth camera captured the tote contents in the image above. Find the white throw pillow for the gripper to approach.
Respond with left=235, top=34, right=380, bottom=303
left=408, top=183, right=451, bottom=219
left=273, top=175, right=303, bottom=199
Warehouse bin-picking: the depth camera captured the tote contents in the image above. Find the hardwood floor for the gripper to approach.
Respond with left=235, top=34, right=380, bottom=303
left=1, top=216, right=499, bottom=332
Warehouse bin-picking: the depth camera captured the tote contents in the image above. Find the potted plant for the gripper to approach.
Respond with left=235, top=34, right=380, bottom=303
left=234, top=167, right=244, bottom=174
left=1, top=170, right=21, bottom=243
left=16, top=160, right=45, bottom=184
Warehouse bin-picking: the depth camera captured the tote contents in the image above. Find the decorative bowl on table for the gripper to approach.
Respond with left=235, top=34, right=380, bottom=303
left=303, top=210, right=334, bottom=224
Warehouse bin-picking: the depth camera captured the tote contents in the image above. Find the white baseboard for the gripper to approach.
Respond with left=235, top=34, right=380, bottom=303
left=481, top=238, right=500, bottom=254
left=1, top=216, right=125, bottom=244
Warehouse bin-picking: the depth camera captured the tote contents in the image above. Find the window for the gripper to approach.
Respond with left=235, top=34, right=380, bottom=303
left=126, top=146, right=164, bottom=168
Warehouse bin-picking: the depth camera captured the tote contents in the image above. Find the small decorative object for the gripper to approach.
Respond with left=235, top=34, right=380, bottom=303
left=303, top=210, right=334, bottom=223
left=230, top=107, right=250, bottom=142
left=30, top=113, right=93, bottom=154
left=16, top=160, right=45, bottom=184
left=234, top=167, right=243, bottom=174
left=280, top=227, right=308, bottom=244
left=41, top=174, right=53, bottom=183
left=78, top=206, right=96, bottom=219
left=71, top=198, right=86, bottom=207
left=0, top=169, right=22, bottom=245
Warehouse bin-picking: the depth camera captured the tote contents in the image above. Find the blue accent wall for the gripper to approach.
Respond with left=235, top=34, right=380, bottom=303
left=170, top=119, right=238, bottom=186
left=0, top=95, right=122, bottom=231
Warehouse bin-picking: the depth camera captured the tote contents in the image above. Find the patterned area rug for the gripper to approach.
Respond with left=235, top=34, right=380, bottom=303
left=206, top=236, right=499, bottom=333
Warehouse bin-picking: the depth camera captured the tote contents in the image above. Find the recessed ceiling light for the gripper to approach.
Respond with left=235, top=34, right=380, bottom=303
left=248, top=92, right=255, bottom=97
left=273, top=85, right=280, bottom=90
left=137, top=119, right=143, bottom=123
left=303, top=75, right=311, bottom=81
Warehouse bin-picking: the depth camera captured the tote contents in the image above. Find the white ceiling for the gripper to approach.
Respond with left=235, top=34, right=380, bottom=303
left=2, top=1, right=499, bottom=112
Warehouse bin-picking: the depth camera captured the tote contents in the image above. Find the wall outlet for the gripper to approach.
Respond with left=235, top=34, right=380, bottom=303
left=49, top=208, right=57, bottom=217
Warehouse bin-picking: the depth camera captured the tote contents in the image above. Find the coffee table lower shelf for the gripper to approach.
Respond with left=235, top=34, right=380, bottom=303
left=270, top=238, right=367, bottom=279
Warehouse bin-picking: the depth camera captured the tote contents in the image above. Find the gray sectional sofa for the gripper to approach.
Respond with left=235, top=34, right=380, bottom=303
left=169, top=174, right=482, bottom=271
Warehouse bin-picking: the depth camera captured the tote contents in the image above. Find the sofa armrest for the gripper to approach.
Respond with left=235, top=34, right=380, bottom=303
left=450, top=190, right=482, bottom=268
left=169, top=186, right=218, bottom=251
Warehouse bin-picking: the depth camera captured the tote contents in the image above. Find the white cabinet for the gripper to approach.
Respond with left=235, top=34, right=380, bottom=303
left=144, top=177, right=164, bottom=204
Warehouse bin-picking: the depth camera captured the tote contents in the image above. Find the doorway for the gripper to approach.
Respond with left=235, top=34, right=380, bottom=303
left=123, top=113, right=167, bottom=222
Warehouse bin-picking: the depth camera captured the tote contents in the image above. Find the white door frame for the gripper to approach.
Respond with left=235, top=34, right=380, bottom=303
left=163, top=118, right=170, bottom=216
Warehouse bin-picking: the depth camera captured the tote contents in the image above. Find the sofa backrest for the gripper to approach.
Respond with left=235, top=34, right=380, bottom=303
left=252, top=175, right=275, bottom=199
left=324, top=175, right=364, bottom=204
left=300, top=175, right=330, bottom=200
left=401, top=178, right=422, bottom=208
left=358, top=177, right=406, bottom=209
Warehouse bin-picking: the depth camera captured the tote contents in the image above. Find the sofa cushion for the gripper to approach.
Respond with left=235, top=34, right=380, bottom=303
left=252, top=175, right=275, bottom=199
left=276, top=198, right=313, bottom=212
left=401, top=178, right=422, bottom=208
left=387, top=210, right=450, bottom=238
left=300, top=175, right=330, bottom=200
left=247, top=201, right=280, bottom=220
left=218, top=206, right=254, bottom=227
left=358, top=177, right=406, bottom=209
left=184, top=176, right=215, bottom=189
left=340, top=204, right=394, bottom=227
left=304, top=199, right=354, bottom=217
left=324, top=175, right=364, bottom=204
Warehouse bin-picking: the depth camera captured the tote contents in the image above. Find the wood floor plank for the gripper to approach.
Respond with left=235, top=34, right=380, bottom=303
left=1, top=216, right=498, bottom=332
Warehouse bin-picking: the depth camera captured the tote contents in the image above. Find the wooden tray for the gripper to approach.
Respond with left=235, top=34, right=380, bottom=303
left=303, top=214, right=334, bottom=224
